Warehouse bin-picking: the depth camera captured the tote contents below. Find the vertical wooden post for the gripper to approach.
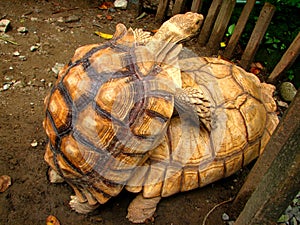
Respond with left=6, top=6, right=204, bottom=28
left=240, top=2, right=275, bottom=70
left=223, top=0, right=256, bottom=59
left=206, top=0, right=236, bottom=55
left=198, top=0, right=223, bottom=46
left=172, top=0, right=187, bottom=15
left=191, top=0, right=203, bottom=13
left=155, top=0, right=170, bottom=22
left=234, top=89, right=300, bottom=224
left=268, top=32, right=300, bottom=83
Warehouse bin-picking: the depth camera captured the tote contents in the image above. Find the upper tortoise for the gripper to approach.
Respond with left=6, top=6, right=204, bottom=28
left=43, top=12, right=279, bottom=223
left=43, top=12, right=204, bottom=222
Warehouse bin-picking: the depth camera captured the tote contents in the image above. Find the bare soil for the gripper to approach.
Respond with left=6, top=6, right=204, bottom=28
left=0, top=1, right=250, bottom=224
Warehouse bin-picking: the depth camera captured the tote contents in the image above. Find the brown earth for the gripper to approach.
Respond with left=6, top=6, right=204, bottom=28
left=0, top=1, right=251, bottom=224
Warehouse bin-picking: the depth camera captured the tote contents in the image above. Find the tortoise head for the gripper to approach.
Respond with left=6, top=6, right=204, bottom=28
left=157, top=12, right=204, bottom=43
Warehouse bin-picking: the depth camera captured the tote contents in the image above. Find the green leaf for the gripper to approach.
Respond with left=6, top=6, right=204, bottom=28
left=265, top=38, right=274, bottom=44
left=273, top=38, right=281, bottom=43
left=277, top=214, right=290, bottom=223
left=227, top=24, right=235, bottom=35
left=288, top=74, right=294, bottom=81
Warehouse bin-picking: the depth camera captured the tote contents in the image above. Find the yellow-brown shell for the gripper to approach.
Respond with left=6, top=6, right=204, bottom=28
left=125, top=57, right=279, bottom=198
left=43, top=25, right=176, bottom=205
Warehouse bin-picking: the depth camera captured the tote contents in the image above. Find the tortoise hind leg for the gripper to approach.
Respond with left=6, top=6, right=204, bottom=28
left=127, top=194, right=161, bottom=223
left=69, top=195, right=99, bottom=214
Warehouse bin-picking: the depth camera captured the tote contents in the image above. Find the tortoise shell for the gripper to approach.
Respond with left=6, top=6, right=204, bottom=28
left=125, top=57, right=279, bottom=199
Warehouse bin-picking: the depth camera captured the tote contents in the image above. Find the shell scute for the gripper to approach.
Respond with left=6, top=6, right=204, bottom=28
left=63, top=65, right=92, bottom=103
left=47, top=88, right=72, bottom=133
left=181, top=167, right=199, bottom=192
left=161, top=166, right=182, bottom=197
left=240, top=97, right=266, bottom=142
left=211, top=108, right=247, bottom=157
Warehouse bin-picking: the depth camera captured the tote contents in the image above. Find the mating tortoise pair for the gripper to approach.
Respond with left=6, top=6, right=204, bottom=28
left=43, top=12, right=279, bottom=223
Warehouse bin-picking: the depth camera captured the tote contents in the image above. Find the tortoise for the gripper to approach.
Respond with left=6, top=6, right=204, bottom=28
left=43, top=12, right=204, bottom=219
left=125, top=56, right=279, bottom=222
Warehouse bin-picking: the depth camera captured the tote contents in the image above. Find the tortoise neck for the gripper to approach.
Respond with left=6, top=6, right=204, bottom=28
left=146, top=22, right=184, bottom=63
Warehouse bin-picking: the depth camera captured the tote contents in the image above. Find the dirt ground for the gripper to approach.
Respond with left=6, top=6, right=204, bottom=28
left=0, top=1, right=253, bottom=224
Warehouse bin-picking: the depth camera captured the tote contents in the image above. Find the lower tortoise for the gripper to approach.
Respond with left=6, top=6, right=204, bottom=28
left=43, top=13, right=279, bottom=223
left=126, top=56, right=279, bottom=222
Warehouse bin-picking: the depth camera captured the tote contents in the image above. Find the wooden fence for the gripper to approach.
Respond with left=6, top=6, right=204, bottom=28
left=152, top=0, right=300, bottom=83
left=145, top=0, right=300, bottom=223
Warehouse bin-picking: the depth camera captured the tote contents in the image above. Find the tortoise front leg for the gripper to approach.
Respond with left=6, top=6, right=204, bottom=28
left=127, top=193, right=161, bottom=223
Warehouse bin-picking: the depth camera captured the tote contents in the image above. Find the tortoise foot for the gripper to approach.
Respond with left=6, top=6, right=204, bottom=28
left=69, top=195, right=99, bottom=214
left=127, top=194, right=161, bottom=223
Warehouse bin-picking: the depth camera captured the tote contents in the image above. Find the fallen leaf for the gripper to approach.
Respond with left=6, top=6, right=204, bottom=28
left=250, top=62, right=264, bottom=75
left=46, top=215, right=60, bottom=225
left=0, top=175, right=11, bottom=192
left=95, top=31, right=113, bottom=39
left=105, top=14, right=113, bottom=20
left=151, top=29, right=158, bottom=33
left=250, top=67, right=261, bottom=75
left=99, top=2, right=114, bottom=9
left=220, top=42, right=226, bottom=48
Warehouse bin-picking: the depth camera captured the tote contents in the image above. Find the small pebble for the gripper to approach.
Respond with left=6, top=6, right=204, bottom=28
left=57, top=17, right=64, bottom=23
left=13, top=80, right=25, bottom=88
left=2, top=83, right=11, bottom=91
left=17, top=26, right=28, bottom=33
left=30, top=45, right=39, bottom=52
left=0, top=19, right=10, bottom=32
left=30, top=17, right=38, bottom=21
left=31, top=140, right=38, bottom=147
left=65, top=15, right=80, bottom=23
left=13, top=51, right=20, bottom=56
left=109, top=8, right=116, bottom=13
left=277, top=100, right=289, bottom=108
left=280, top=82, right=297, bottom=102
left=19, top=55, right=27, bottom=61
left=114, top=0, right=128, bottom=9
left=222, top=213, right=230, bottom=221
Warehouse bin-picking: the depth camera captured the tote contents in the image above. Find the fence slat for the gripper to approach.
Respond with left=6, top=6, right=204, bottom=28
left=206, top=0, right=236, bottom=55
left=155, top=0, right=170, bottom=22
left=234, top=86, right=300, bottom=209
left=172, top=0, right=186, bottom=15
left=268, top=32, right=300, bottom=83
left=191, top=0, right=203, bottom=13
left=198, top=0, right=223, bottom=46
left=240, top=2, right=275, bottom=69
left=223, top=0, right=256, bottom=59
left=234, top=90, right=300, bottom=225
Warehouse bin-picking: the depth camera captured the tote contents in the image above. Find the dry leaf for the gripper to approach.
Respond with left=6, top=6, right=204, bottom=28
left=99, top=2, right=114, bottom=9
left=46, top=215, right=60, bottom=225
left=105, top=14, right=113, bottom=20
left=250, top=62, right=264, bottom=75
left=95, top=31, right=113, bottom=39
left=220, top=41, right=226, bottom=48
left=0, top=175, right=11, bottom=192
